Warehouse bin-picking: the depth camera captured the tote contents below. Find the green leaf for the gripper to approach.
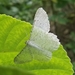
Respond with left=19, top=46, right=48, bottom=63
left=0, top=66, right=32, bottom=75
left=0, top=14, right=32, bottom=52
left=0, top=14, right=74, bottom=75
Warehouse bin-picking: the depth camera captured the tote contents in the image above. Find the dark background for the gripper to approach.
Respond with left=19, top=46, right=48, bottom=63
left=0, top=0, right=75, bottom=73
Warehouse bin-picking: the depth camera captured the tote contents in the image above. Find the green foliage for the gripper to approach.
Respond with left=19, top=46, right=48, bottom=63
left=50, top=12, right=68, bottom=24
left=65, top=32, right=75, bottom=53
left=56, top=0, right=71, bottom=8
left=0, top=14, right=74, bottom=75
left=0, top=66, right=32, bottom=75
left=73, top=62, right=75, bottom=75
left=0, top=0, right=74, bottom=25
left=0, top=14, right=32, bottom=52
left=0, top=0, right=75, bottom=24
left=0, top=0, right=42, bottom=23
left=0, top=0, right=25, bottom=5
left=51, top=0, right=75, bottom=25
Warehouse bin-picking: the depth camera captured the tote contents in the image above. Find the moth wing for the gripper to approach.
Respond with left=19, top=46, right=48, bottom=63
left=31, top=48, right=52, bottom=61
left=14, top=44, right=33, bottom=64
left=14, top=8, right=53, bottom=64
left=14, top=43, right=52, bottom=64
left=27, top=42, right=52, bottom=61
left=33, top=8, right=50, bottom=32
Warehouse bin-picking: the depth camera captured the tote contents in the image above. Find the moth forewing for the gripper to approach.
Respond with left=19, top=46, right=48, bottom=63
left=33, top=8, right=50, bottom=32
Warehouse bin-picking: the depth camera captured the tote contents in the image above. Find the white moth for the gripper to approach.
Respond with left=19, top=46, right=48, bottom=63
left=14, top=8, right=60, bottom=63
